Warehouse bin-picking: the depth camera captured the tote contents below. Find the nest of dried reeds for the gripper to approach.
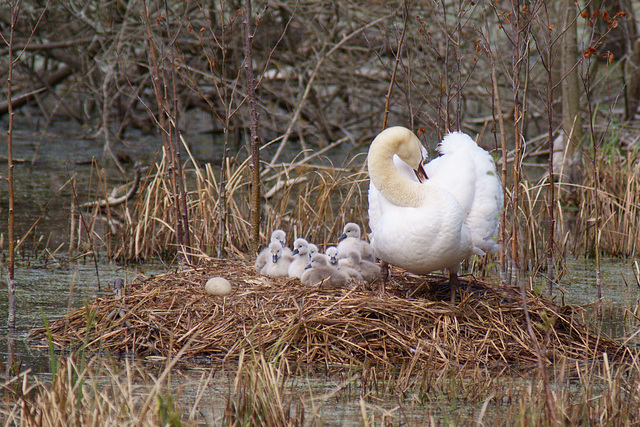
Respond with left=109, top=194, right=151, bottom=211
left=30, top=259, right=628, bottom=369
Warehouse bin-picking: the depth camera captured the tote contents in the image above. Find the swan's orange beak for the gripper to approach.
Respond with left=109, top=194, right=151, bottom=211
left=415, top=159, right=428, bottom=183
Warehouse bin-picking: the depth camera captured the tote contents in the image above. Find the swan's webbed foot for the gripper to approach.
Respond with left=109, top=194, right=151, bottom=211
left=449, top=271, right=459, bottom=304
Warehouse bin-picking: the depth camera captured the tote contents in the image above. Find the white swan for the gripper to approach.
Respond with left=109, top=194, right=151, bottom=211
left=367, top=126, right=502, bottom=301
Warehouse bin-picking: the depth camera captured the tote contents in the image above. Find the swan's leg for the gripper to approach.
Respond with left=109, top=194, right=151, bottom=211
left=449, top=271, right=459, bottom=304
left=379, top=260, right=389, bottom=294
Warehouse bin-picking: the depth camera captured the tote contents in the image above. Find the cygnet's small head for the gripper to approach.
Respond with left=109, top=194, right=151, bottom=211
left=347, top=250, right=362, bottom=265
left=308, top=243, right=318, bottom=258
left=292, top=238, right=309, bottom=256
left=269, top=242, right=283, bottom=263
left=271, top=229, right=287, bottom=247
left=308, top=253, right=329, bottom=269
left=325, top=246, right=338, bottom=264
left=339, top=223, right=361, bottom=241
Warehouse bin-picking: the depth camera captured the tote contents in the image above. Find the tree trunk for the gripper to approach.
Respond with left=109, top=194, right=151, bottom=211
left=559, top=0, right=583, bottom=185
left=244, top=0, right=261, bottom=256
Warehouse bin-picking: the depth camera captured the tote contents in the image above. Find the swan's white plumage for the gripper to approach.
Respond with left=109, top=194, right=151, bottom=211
left=423, top=132, right=502, bottom=255
left=367, top=127, right=502, bottom=277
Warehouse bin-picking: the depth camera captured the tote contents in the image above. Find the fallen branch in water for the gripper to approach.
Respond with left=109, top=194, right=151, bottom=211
left=80, top=163, right=147, bottom=209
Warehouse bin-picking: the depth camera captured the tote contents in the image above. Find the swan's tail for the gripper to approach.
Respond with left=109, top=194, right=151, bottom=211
left=440, top=132, right=503, bottom=255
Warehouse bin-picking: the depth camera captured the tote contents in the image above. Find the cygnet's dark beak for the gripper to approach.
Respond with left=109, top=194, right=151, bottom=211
left=272, top=254, right=278, bottom=263
left=330, top=256, right=337, bottom=264
left=415, top=159, right=428, bottom=183
left=338, top=233, right=347, bottom=242
left=292, top=248, right=299, bottom=256
left=305, top=263, right=312, bottom=270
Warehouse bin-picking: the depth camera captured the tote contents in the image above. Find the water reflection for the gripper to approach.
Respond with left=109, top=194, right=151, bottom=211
left=559, top=257, right=640, bottom=345
left=0, top=260, right=164, bottom=373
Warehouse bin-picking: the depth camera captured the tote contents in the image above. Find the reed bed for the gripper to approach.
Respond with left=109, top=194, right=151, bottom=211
left=93, top=144, right=370, bottom=261
left=6, top=339, right=640, bottom=426
left=572, top=149, right=640, bottom=257
left=30, top=259, right=627, bottom=369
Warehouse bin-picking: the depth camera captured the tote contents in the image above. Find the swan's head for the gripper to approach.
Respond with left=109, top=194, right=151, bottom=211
left=269, top=242, right=283, bottom=263
left=377, top=127, right=424, bottom=168
left=325, top=246, right=338, bottom=264
left=271, top=229, right=286, bottom=247
left=292, top=238, right=308, bottom=256
left=369, top=127, right=428, bottom=187
left=339, top=222, right=361, bottom=241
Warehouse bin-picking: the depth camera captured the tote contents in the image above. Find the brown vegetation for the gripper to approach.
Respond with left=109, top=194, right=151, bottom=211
left=30, top=259, right=628, bottom=367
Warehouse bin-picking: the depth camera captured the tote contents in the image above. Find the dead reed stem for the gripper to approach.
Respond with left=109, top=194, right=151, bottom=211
left=6, top=0, right=18, bottom=330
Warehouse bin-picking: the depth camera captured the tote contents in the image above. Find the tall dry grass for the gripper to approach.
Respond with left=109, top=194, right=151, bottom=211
left=90, top=139, right=371, bottom=263
left=3, top=347, right=640, bottom=425
left=573, top=148, right=640, bottom=257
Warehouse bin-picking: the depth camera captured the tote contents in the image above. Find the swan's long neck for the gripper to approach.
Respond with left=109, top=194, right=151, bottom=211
left=368, top=133, right=427, bottom=207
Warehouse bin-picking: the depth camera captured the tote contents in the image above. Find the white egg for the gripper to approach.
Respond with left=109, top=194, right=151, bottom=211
left=204, top=277, right=233, bottom=296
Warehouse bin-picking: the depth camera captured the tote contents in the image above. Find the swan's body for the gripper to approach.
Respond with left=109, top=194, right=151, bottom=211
left=336, top=223, right=375, bottom=262
left=255, top=230, right=291, bottom=272
left=288, top=238, right=310, bottom=278
left=367, top=126, right=502, bottom=300
left=339, top=251, right=381, bottom=283
left=261, top=242, right=291, bottom=277
left=301, top=254, right=349, bottom=288
left=325, top=246, right=338, bottom=266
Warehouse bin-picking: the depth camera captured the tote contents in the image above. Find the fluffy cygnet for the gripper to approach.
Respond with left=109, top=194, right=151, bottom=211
left=255, top=230, right=291, bottom=272
left=273, top=229, right=294, bottom=261
left=337, top=223, right=375, bottom=262
left=301, top=254, right=349, bottom=288
left=339, top=250, right=381, bottom=283
left=307, top=243, right=319, bottom=260
left=261, top=242, right=291, bottom=277
left=339, top=265, right=363, bottom=283
left=288, top=238, right=310, bottom=278
left=325, top=246, right=338, bottom=266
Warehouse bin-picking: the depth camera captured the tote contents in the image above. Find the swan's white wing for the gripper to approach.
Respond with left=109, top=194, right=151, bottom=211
left=426, top=132, right=502, bottom=254
left=370, top=191, right=473, bottom=274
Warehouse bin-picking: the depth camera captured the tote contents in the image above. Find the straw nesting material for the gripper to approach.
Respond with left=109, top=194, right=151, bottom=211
left=30, top=259, right=627, bottom=368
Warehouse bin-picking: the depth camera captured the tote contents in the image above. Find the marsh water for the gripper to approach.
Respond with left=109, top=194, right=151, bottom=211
left=1, top=119, right=640, bottom=423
